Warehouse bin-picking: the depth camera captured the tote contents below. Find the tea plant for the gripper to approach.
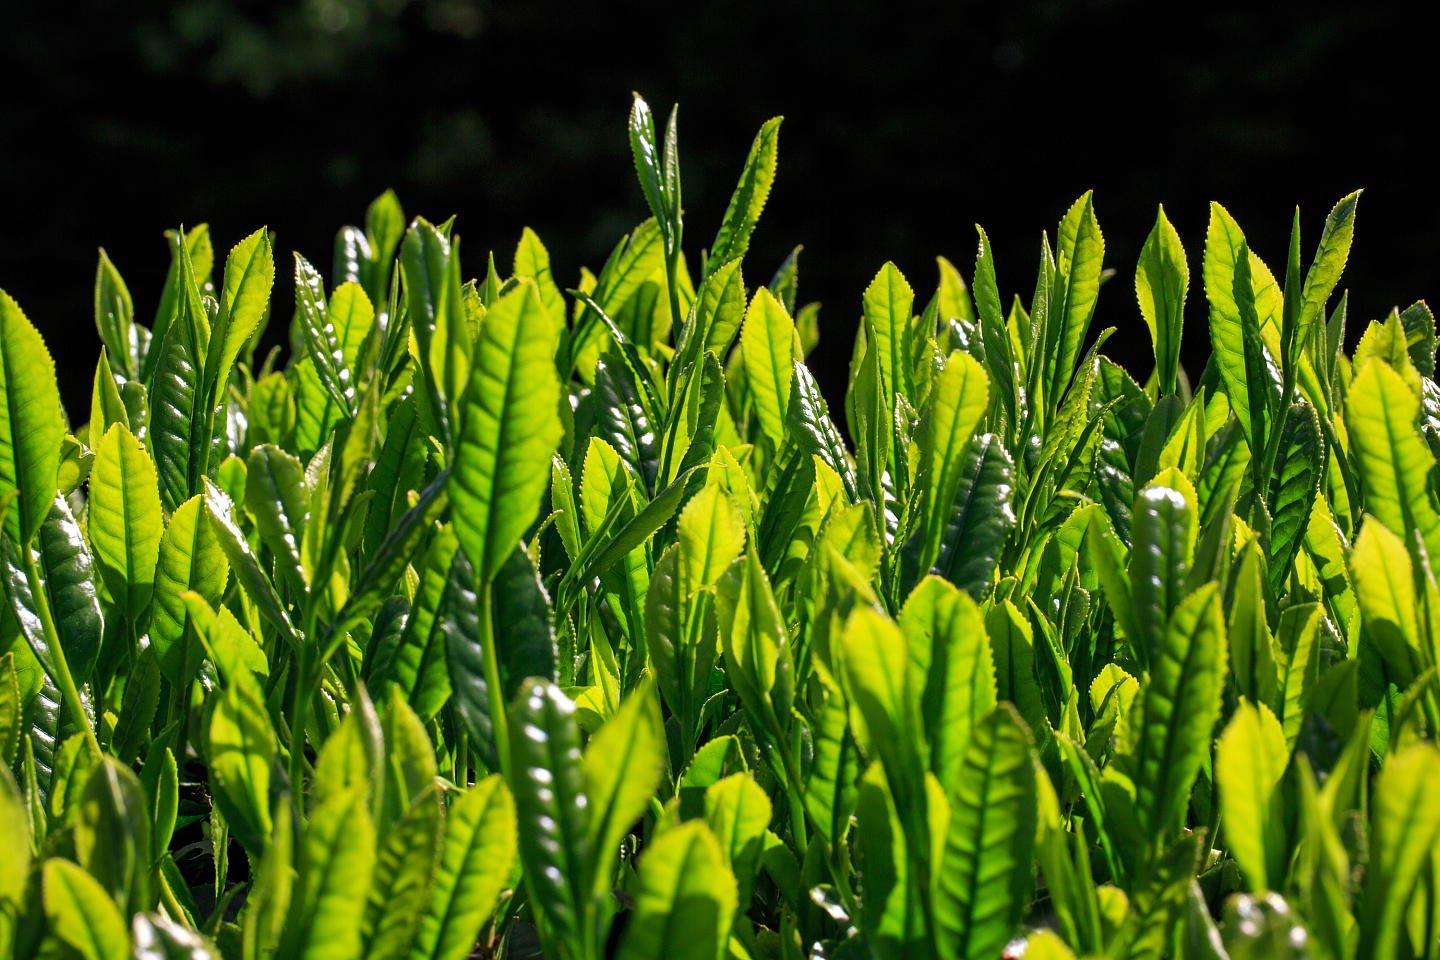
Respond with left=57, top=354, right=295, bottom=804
left=3, top=94, right=1439, bottom=958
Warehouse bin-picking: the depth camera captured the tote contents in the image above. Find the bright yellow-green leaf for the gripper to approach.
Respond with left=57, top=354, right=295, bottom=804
left=0, top=765, right=28, bottom=909
left=913, top=351, right=989, bottom=578
left=739, top=287, right=797, bottom=448
left=703, top=772, right=771, bottom=892
left=281, top=785, right=377, bottom=960
left=1135, top=205, right=1188, bottom=395
left=88, top=423, right=163, bottom=619
left=151, top=495, right=229, bottom=685
left=707, top=116, right=781, bottom=274
left=1050, top=192, right=1105, bottom=403
left=677, top=483, right=746, bottom=592
left=1203, top=202, right=1281, bottom=453
left=41, top=858, right=129, bottom=960
left=0, top=290, right=65, bottom=546
left=1129, top=582, right=1227, bottom=849
left=206, top=668, right=274, bottom=855
left=513, top=226, right=567, bottom=324
left=1216, top=700, right=1288, bottom=891
left=582, top=680, right=664, bottom=899
left=1358, top=745, right=1440, bottom=958
left=1349, top=516, right=1424, bottom=683
left=579, top=437, right=635, bottom=539
left=451, top=280, right=564, bottom=583
left=899, top=576, right=996, bottom=793
left=181, top=591, right=267, bottom=684
left=934, top=705, right=1037, bottom=960
left=1344, top=358, right=1440, bottom=561
left=615, top=820, right=737, bottom=960
left=411, top=776, right=517, bottom=960
left=862, top=262, right=916, bottom=403
left=205, top=227, right=274, bottom=410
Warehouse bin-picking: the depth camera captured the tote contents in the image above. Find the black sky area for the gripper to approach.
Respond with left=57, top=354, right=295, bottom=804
left=2, top=0, right=1438, bottom=416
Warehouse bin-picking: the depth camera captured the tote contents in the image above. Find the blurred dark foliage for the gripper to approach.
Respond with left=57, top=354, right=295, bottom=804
left=2, top=0, right=1437, bottom=414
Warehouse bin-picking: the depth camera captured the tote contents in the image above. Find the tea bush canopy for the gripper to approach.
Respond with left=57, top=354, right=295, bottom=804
left=1, top=95, right=1438, bottom=958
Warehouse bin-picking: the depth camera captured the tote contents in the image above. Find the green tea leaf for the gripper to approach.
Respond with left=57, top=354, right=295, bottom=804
left=702, top=772, right=771, bottom=900
left=202, top=479, right=298, bottom=644
left=363, top=789, right=441, bottom=960
left=373, top=530, right=460, bottom=723
left=41, top=858, right=129, bottom=960
left=1203, top=203, right=1278, bottom=454
left=151, top=495, right=229, bottom=686
left=0, top=290, right=65, bottom=546
left=451, top=280, right=564, bottom=584
left=1358, top=745, right=1440, bottom=958
left=242, top=796, right=293, bottom=960
left=0, top=764, right=30, bottom=910
left=935, top=705, right=1037, bottom=960
left=1216, top=700, right=1288, bottom=891
left=206, top=668, right=274, bottom=856
left=582, top=680, right=664, bottom=898
left=1266, top=401, right=1321, bottom=593
left=930, top=433, right=1014, bottom=598
left=739, top=287, right=797, bottom=448
left=1350, top=518, right=1423, bottom=683
left=1298, top=191, right=1360, bottom=349
left=204, top=228, right=274, bottom=412
left=1129, top=582, right=1226, bottom=848
left=490, top=543, right=558, bottom=699
left=707, top=116, right=781, bottom=274
left=911, top=351, right=990, bottom=582
left=401, top=221, right=470, bottom=432
left=508, top=680, right=590, bottom=955
left=900, top=577, right=997, bottom=792
left=854, top=762, right=925, bottom=959
left=1344, top=358, right=1440, bottom=560
left=36, top=496, right=104, bottom=685
left=410, top=776, right=517, bottom=960
left=1128, top=472, right=1198, bottom=665
left=94, top=250, right=137, bottom=379
left=1049, top=192, right=1105, bottom=404
left=148, top=322, right=200, bottom=510
left=841, top=608, right=927, bottom=860
left=615, top=820, right=737, bottom=960
left=73, top=756, right=152, bottom=915
left=862, top=262, right=917, bottom=404
left=281, top=785, right=377, bottom=960
left=514, top=227, right=567, bottom=325
left=1135, top=205, right=1187, bottom=395
left=245, top=443, right=310, bottom=590
left=677, top=483, right=746, bottom=590
left=89, top=423, right=163, bottom=620
left=1227, top=543, right=1278, bottom=710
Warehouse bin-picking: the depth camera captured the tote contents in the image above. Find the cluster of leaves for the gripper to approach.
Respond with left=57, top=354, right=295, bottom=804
left=3, top=95, right=1440, bottom=959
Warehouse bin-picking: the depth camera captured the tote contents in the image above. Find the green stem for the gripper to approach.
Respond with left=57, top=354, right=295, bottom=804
left=1313, top=412, right=1361, bottom=532
left=289, top=637, right=313, bottom=817
left=478, top=581, right=511, bottom=777
left=664, top=244, right=686, bottom=363
left=172, top=666, right=193, bottom=767
left=22, top=549, right=98, bottom=752
left=778, top=732, right=808, bottom=853
left=454, top=724, right=469, bottom=786
left=157, top=866, right=191, bottom=924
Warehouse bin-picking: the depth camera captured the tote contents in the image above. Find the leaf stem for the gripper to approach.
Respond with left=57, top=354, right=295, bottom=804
left=22, top=548, right=98, bottom=752
left=478, top=580, right=511, bottom=776
left=289, top=629, right=313, bottom=817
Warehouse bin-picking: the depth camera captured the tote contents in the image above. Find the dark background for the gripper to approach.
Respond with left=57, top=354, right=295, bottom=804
left=3, top=0, right=1437, bottom=415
